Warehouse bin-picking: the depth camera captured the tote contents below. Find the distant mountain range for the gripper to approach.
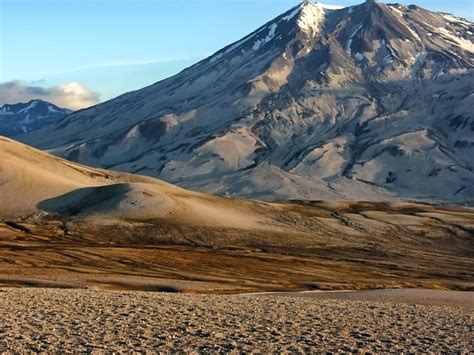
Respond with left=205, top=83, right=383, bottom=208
left=17, top=1, right=474, bottom=203
left=0, top=100, right=72, bottom=137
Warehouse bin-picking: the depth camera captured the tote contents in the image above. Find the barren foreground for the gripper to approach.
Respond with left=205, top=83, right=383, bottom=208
left=0, top=288, right=472, bottom=352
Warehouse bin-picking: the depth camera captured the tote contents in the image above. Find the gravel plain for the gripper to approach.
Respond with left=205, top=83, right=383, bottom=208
left=0, top=288, right=472, bottom=353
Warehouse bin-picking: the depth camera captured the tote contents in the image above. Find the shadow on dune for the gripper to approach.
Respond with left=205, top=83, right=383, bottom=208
left=92, top=282, right=182, bottom=293
left=37, top=183, right=132, bottom=217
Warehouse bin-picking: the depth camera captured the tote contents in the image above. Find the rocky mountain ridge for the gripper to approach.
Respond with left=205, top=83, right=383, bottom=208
left=0, top=99, right=72, bottom=137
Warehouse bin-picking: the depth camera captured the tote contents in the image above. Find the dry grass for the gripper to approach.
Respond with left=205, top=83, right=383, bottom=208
left=1, top=199, right=473, bottom=292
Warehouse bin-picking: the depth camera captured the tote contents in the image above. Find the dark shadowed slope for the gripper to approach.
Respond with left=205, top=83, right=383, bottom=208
left=0, top=100, right=72, bottom=137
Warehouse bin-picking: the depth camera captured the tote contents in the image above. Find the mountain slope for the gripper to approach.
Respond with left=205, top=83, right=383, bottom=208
left=0, top=99, right=72, bottom=137
left=19, top=1, right=474, bottom=202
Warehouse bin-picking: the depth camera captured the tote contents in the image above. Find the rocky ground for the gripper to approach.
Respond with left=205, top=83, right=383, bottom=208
left=0, top=288, right=472, bottom=352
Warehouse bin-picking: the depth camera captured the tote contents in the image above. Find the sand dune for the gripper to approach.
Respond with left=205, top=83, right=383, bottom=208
left=0, top=136, right=271, bottom=229
left=0, top=136, right=109, bottom=216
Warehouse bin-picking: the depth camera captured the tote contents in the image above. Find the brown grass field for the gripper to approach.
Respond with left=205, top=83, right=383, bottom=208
left=1, top=200, right=473, bottom=293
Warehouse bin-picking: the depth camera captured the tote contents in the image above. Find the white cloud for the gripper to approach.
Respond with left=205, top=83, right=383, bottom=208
left=0, top=80, right=100, bottom=110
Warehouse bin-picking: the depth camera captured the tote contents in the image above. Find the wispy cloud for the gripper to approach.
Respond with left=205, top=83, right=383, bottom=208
left=0, top=80, right=100, bottom=110
left=25, top=55, right=206, bottom=77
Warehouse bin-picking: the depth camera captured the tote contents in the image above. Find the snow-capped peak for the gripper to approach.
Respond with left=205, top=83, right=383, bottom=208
left=208, top=1, right=345, bottom=62
left=0, top=99, right=72, bottom=137
left=283, top=2, right=344, bottom=21
left=297, top=3, right=326, bottom=34
left=294, top=2, right=344, bottom=35
left=15, top=0, right=474, bottom=204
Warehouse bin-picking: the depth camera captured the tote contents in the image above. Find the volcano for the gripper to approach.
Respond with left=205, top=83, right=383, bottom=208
left=18, top=1, right=474, bottom=203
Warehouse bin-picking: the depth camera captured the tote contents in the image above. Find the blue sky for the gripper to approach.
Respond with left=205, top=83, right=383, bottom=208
left=1, top=0, right=473, bottom=108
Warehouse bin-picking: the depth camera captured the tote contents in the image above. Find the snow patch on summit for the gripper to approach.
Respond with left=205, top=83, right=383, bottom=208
left=209, top=1, right=345, bottom=60
left=284, top=2, right=343, bottom=35
left=297, top=3, right=325, bottom=35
